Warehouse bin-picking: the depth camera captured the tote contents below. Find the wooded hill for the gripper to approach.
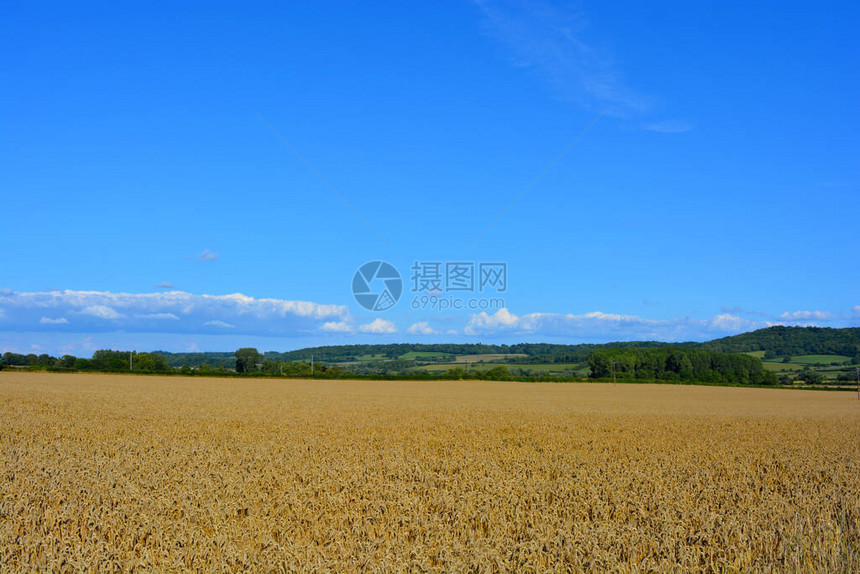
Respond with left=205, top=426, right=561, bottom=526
left=173, top=326, right=858, bottom=366
left=699, top=326, right=860, bottom=357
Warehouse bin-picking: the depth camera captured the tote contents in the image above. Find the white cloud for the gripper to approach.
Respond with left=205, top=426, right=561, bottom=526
left=198, top=249, right=219, bottom=262
left=644, top=119, right=694, bottom=134
left=0, top=289, right=348, bottom=335
left=779, top=310, right=835, bottom=321
left=708, top=313, right=752, bottom=332
left=155, top=282, right=175, bottom=289
left=358, top=318, right=397, bottom=334
left=80, top=305, right=124, bottom=320
left=464, top=308, right=521, bottom=333
left=853, top=305, right=860, bottom=317
left=407, top=321, right=438, bottom=335
left=320, top=321, right=354, bottom=333
left=39, top=317, right=69, bottom=325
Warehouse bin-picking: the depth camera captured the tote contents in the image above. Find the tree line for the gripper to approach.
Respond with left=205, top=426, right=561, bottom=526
left=1, top=350, right=170, bottom=372
left=588, top=347, right=779, bottom=385
left=227, top=327, right=860, bottom=365
left=1, top=336, right=842, bottom=387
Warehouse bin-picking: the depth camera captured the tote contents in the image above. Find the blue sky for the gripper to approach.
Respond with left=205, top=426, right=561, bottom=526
left=1, top=0, right=858, bottom=355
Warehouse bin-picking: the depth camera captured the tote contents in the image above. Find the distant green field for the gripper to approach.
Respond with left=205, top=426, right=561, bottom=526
left=745, top=351, right=766, bottom=358
left=786, top=354, right=851, bottom=365
left=355, top=354, right=388, bottom=361
left=398, top=351, right=452, bottom=359
left=762, top=362, right=804, bottom=372
left=452, top=353, right=528, bottom=363
left=761, top=354, right=851, bottom=366
left=415, top=362, right=582, bottom=374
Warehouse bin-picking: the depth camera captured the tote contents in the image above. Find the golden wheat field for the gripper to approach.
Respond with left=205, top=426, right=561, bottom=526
left=1, top=372, right=858, bottom=572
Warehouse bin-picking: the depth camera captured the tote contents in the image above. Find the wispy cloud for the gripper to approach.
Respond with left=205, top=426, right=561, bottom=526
left=814, top=181, right=853, bottom=189
left=39, top=317, right=69, bottom=325
left=204, top=320, right=235, bottom=328
left=135, top=313, right=180, bottom=321
left=155, top=282, right=175, bottom=289
left=474, top=0, right=648, bottom=116
left=779, top=310, right=835, bottom=321
left=198, top=249, right=219, bottom=262
left=643, top=119, right=694, bottom=134
left=719, top=306, right=769, bottom=318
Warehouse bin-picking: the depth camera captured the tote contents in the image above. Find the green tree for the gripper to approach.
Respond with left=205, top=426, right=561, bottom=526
left=444, top=367, right=467, bottom=379
left=235, top=348, right=262, bottom=373
left=90, top=350, right=131, bottom=371
left=484, top=366, right=512, bottom=380
left=2, top=352, right=29, bottom=366
left=799, top=367, right=823, bottom=385
left=260, top=360, right=281, bottom=375
left=132, top=352, right=169, bottom=372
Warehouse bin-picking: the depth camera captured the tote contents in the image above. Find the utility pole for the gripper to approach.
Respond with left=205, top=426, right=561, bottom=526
left=856, top=367, right=859, bottom=400
left=129, top=351, right=133, bottom=371
left=612, top=360, right=616, bottom=386
left=310, top=355, right=314, bottom=375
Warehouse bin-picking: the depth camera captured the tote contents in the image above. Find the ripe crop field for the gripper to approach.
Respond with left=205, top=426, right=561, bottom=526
left=1, top=372, right=858, bottom=572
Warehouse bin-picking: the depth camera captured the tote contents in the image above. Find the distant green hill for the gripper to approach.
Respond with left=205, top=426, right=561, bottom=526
left=149, top=327, right=859, bottom=372
left=264, top=341, right=679, bottom=365
left=699, top=326, right=860, bottom=358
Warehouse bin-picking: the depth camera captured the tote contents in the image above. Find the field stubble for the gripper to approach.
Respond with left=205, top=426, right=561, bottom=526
left=1, top=372, right=858, bottom=572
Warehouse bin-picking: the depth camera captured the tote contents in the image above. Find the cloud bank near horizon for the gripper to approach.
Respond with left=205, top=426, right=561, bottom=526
left=0, top=289, right=856, bottom=355
left=0, top=289, right=348, bottom=336
left=461, top=306, right=859, bottom=341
